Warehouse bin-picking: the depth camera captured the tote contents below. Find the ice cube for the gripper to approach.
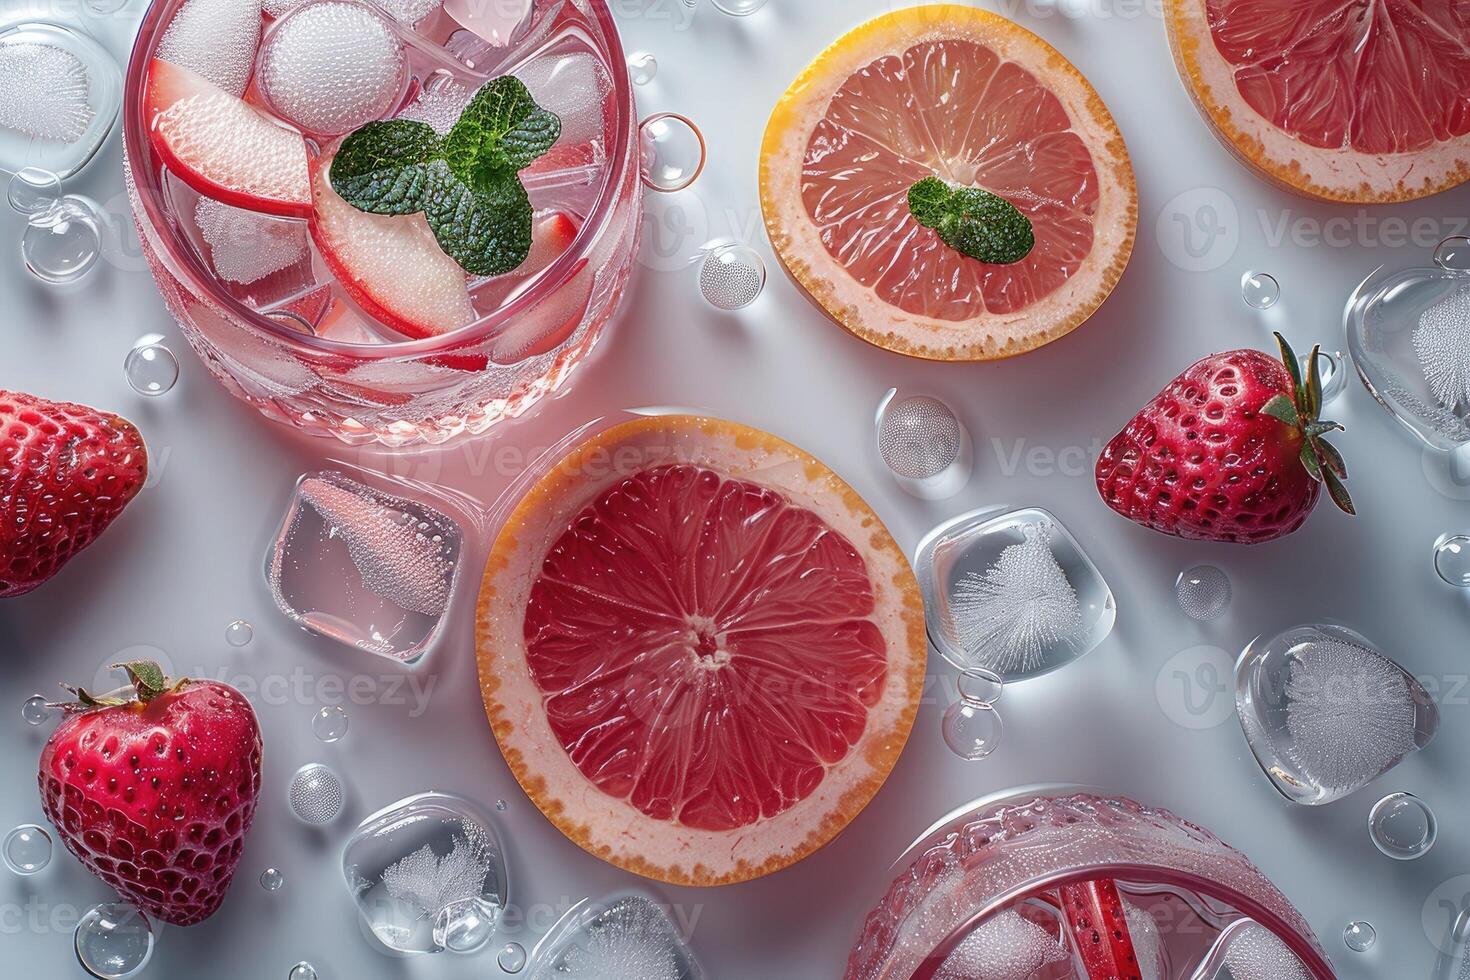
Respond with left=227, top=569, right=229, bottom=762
left=1125, top=899, right=1169, bottom=980
left=934, top=908, right=1069, bottom=980
left=156, top=0, right=262, bottom=97
left=530, top=895, right=700, bottom=980
left=266, top=470, right=462, bottom=664
left=396, top=78, right=472, bottom=134
left=258, top=1, right=405, bottom=136
left=196, top=197, right=308, bottom=284
left=515, top=48, right=609, bottom=148
left=0, top=42, right=91, bottom=143
left=1191, top=920, right=1310, bottom=980
left=444, top=0, right=533, bottom=46
left=369, top=0, right=443, bottom=27
left=342, top=792, right=507, bottom=955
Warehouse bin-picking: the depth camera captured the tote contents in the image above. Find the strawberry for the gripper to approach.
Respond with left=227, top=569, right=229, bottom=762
left=1, top=391, right=148, bottom=597
left=38, top=662, right=262, bottom=927
left=1096, top=333, right=1354, bottom=544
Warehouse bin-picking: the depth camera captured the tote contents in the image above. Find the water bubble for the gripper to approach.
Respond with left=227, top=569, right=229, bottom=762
left=23, top=196, right=103, bottom=284
left=639, top=113, right=705, bottom=193
left=698, top=243, right=766, bottom=310
left=956, top=667, right=1003, bottom=707
left=289, top=763, right=345, bottom=825
left=288, top=963, right=318, bottom=980
left=711, top=0, right=768, bottom=12
left=495, top=799, right=507, bottom=811
left=312, top=705, right=349, bottom=742
left=941, top=701, right=1002, bottom=760
left=1343, top=920, right=1376, bottom=952
left=7, top=167, right=60, bottom=215
left=225, top=619, right=254, bottom=647
left=124, top=340, right=179, bottom=396
left=497, top=941, right=527, bottom=973
left=1241, top=271, right=1280, bottom=310
left=1433, top=534, right=1470, bottom=587
left=627, top=51, right=657, bottom=85
left=75, top=903, right=154, bottom=979
left=1302, top=349, right=1347, bottom=404
left=434, top=897, right=496, bottom=953
left=1175, top=564, right=1232, bottom=621
left=1369, top=792, right=1436, bottom=860
left=878, top=395, right=962, bottom=480
left=260, top=867, right=285, bottom=892
left=1435, top=236, right=1470, bottom=273
left=4, top=824, right=52, bottom=874
left=21, top=694, right=51, bottom=726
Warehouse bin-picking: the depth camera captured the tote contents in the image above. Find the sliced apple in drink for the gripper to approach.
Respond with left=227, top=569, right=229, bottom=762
left=146, top=59, right=312, bottom=218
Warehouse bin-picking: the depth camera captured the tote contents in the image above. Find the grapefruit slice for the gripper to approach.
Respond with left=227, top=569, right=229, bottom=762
left=760, top=5, right=1136, bottom=361
left=475, top=416, right=925, bottom=885
left=1165, top=0, right=1470, bottom=202
left=147, top=59, right=312, bottom=218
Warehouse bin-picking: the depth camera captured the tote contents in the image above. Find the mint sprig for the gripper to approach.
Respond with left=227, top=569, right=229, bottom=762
left=907, top=176, right=1034, bottom=265
left=330, top=76, right=561, bottom=276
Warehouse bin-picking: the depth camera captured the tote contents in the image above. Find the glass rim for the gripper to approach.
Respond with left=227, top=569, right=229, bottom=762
left=122, top=0, right=637, bottom=359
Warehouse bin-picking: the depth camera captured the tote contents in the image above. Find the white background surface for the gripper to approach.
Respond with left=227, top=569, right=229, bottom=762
left=4, top=0, right=1470, bottom=977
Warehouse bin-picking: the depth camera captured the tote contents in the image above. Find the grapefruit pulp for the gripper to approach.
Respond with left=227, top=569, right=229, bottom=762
left=1165, top=0, right=1470, bottom=203
left=475, top=416, right=926, bottom=885
left=760, top=5, right=1136, bottom=361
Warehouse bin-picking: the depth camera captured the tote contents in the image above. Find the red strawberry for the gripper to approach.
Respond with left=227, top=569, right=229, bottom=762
left=1, top=391, right=148, bottom=597
left=38, top=662, right=263, bottom=927
left=1096, top=333, right=1354, bottom=544
left=1059, top=879, right=1144, bottom=980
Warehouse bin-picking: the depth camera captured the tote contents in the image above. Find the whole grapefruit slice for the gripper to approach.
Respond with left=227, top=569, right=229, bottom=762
left=475, top=416, right=925, bottom=885
left=1166, top=0, right=1470, bottom=203
left=760, top=5, right=1136, bottom=361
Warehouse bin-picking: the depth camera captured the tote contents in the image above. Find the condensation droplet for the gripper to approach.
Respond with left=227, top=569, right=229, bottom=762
left=495, top=799, right=507, bottom=811
left=639, top=113, right=705, bottom=193
left=1435, top=236, right=1470, bottom=272
left=497, top=941, right=527, bottom=973
left=1433, top=534, right=1470, bottom=588
left=1175, top=564, right=1232, bottom=621
left=289, top=763, right=345, bottom=825
left=941, top=701, right=1002, bottom=760
left=698, top=243, right=766, bottom=310
left=23, top=196, right=103, bottom=284
left=288, top=963, right=318, bottom=980
left=7, top=167, right=61, bottom=215
left=260, top=867, right=285, bottom=892
left=1241, top=271, right=1280, bottom=310
left=4, top=824, right=52, bottom=875
left=225, top=619, right=254, bottom=647
left=124, top=340, right=180, bottom=396
left=1343, top=920, right=1376, bottom=952
left=312, top=705, right=349, bottom=742
left=75, top=903, right=154, bottom=979
left=1368, top=792, right=1436, bottom=860
left=627, top=51, right=657, bottom=85
left=21, top=695, right=51, bottom=726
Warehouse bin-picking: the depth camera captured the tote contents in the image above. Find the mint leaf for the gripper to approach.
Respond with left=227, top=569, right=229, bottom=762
left=329, top=76, right=561, bottom=276
left=907, top=177, right=1034, bottom=265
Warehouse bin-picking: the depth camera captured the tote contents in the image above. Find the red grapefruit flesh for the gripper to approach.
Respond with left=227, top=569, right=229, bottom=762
left=1166, top=0, right=1470, bottom=202
left=146, top=59, right=312, bottom=218
left=761, top=5, right=1136, bottom=361
left=476, top=416, right=925, bottom=885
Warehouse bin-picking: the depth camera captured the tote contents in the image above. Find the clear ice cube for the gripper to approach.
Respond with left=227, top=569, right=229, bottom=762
left=916, top=507, right=1116, bottom=682
left=0, top=24, right=120, bottom=179
left=529, top=894, right=702, bottom=980
left=1235, top=624, right=1438, bottom=805
left=342, top=792, right=508, bottom=955
left=396, top=77, right=472, bottom=134
left=515, top=41, right=610, bottom=150
left=266, top=471, right=462, bottom=665
left=156, top=0, right=262, bottom=97
left=1190, top=919, right=1311, bottom=980
left=195, top=196, right=309, bottom=285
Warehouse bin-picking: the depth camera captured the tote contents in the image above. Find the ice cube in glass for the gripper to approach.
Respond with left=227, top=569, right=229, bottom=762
left=529, top=892, right=703, bottom=980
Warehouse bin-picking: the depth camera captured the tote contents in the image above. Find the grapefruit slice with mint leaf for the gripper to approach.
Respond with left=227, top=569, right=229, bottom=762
left=761, top=5, right=1136, bottom=361
left=475, top=416, right=925, bottom=885
left=1166, top=0, right=1470, bottom=202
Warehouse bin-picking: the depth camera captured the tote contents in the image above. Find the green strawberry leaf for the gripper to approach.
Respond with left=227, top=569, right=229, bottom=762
left=1299, top=442, right=1324, bottom=483
left=907, top=177, right=1034, bottom=265
left=1303, top=344, right=1323, bottom=418
left=1274, top=332, right=1304, bottom=397
left=329, top=76, right=561, bottom=275
left=1261, top=393, right=1300, bottom=428
left=1314, top=437, right=1348, bottom=479
left=114, top=660, right=170, bottom=702
left=1323, top=466, right=1356, bottom=515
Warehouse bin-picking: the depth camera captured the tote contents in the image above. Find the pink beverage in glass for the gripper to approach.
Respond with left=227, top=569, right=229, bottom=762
left=847, top=791, right=1335, bottom=980
left=124, top=0, right=641, bottom=446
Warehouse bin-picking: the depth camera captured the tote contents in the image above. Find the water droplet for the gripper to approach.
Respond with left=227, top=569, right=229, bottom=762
left=435, top=897, right=496, bottom=953
left=288, top=963, right=318, bottom=980
left=1434, top=534, right=1470, bottom=587
left=260, top=867, right=285, bottom=892
left=1368, top=792, right=1436, bottom=860
left=289, top=763, right=345, bottom=825
left=941, top=701, right=1002, bottom=760
left=75, top=903, right=154, bottom=979
left=711, top=0, right=767, bottom=13
left=1175, top=564, right=1232, bottom=621
left=1343, top=920, right=1376, bottom=952
left=639, top=113, right=705, bottom=193
left=312, top=705, right=349, bottom=742
left=627, top=51, right=657, bottom=85
left=4, top=824, right=52, bottom=874
left=497, top=941, right=527, bottom=973
left=225, top=619, right=254, bottom=647
left=1302, top=348, right=1347, bottom=404
left=698, top=243, right=766, bottom=310
left=24, top=196, right=103, bottom=284
left=956, top=667, right=1003, bottom=707
left=124, top=339, right=180, bottom=396
left=1435, top=236, right=1470, bottom=272
left=495, top=799, right=507, bottom=811
left=21, top=695, right=51, bottom=726
left=1241, top=271, right=1280, bottom=310
left=7, top=167, right=60, bottom=215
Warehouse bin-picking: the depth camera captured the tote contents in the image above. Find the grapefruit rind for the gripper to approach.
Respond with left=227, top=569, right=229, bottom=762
left=1164, top=0, right=1470, bottom=204
left=760, top=4, right=1136, bottom=362
left=475, top=416, right=926, bottom=886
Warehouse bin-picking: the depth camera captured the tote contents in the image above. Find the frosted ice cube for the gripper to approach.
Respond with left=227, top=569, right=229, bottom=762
left=1125, top=899, right=1169, bottom=980
left=934, top=908, right=1068, bottom=980
left=530, top=894, right=701, bottom=980
left=258, top=2, right=406, bottom=136
left=0, top=42, right=91, bottom=143
left=369, top=0, right=444, bottom=27
left=267, top=470, right=462, bottom=664
left=396, top=78, right=471, bottom=134
left=196, top=197, right=308, bottom=284
left=1414, top=284, right=1470, bottom=410
left=343, top=792, right=507, bottom=955
left=516, top=48, right=608, bottom=147
left=1191, top=920, right=1310, bottom=980
left=157, top=0, right=262, bottom=97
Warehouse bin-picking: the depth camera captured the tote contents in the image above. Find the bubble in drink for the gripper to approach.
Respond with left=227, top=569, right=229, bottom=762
left=1241, top=271, right=1280, bottom=310
left=259, top=2, right=406, bottom=137
left=124, top=340, right=180, bottom=396
left=74, top=903, right=154, bottom=979
left=699, top=244, right=765, bottom=310
left=7, top=167, right=61, bottom=216
left=23, top=196, right=102, bottom=284
left=639, top=113, right=705, bottom=192
left=4, top=824, right=52, bottom=875
left=0, top=41, right=93, bottom=142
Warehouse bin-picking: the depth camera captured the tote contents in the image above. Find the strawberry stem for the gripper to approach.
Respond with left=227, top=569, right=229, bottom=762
left=115, top=661, right=171, bottom=703
left=1271, top=333, right=1356, bottom=517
